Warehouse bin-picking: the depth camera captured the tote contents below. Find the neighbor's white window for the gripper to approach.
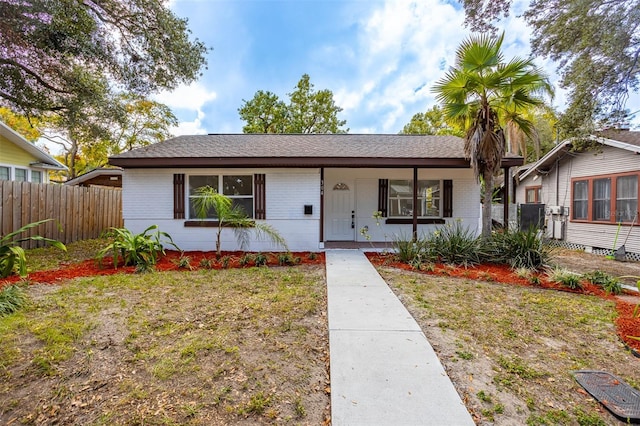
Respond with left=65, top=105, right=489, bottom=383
left=31, top=170, right=43, bottom=183
left=14, top=168, right=27, bottom=182
left=188, top=175, right=254, bottom=219
left=0, top=166, right=9, bottom=181
left=616, top=175, right=638, bottom=222
left=389, top=179, right=440, bottom=218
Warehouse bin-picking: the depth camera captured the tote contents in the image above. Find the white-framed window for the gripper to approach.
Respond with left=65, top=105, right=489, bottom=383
left=0, top=166, right=9, bottom=181
left=188, top=174, right=254, bottom=219
left=31, top=170, right=43, bottom=183
left=14, top=168, right=27, bottom=182
left=388, top=179, right=441, bottom=218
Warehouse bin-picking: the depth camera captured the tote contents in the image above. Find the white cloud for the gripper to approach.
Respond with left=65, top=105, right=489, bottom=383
left=153, top=82, right=217, bottom=111
left=332, top=0, right=469, bottom=132
left=328, top=0, right=567, bottom=133
left=153, top=82, right=217, bottom=136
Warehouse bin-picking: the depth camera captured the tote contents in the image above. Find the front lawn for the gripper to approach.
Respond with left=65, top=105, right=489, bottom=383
left=0, top=265, right=329, bottom=425
left=380, top=266, right=640, bottom=425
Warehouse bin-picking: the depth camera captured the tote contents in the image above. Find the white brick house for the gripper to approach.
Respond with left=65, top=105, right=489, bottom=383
left=109, top=134, right=523, bottom=252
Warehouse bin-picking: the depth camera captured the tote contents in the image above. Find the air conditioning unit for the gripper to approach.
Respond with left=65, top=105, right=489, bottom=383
left=548, top=205, right=562, bottom=215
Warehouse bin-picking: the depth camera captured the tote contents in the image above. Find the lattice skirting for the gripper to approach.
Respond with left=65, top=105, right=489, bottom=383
left=546, top=240, right=640, bottom=262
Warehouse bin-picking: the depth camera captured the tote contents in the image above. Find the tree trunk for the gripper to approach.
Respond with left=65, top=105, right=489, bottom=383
left=216, top=224, right=222, bottom=257
left=482, top=169, right=493, bottom=239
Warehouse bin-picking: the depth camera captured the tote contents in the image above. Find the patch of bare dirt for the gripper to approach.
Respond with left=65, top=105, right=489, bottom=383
left=0, top=266, right=330, bottom=425
left=551, top=247, right=640, bottom=287
left=375, top=248, right=640, bottom=425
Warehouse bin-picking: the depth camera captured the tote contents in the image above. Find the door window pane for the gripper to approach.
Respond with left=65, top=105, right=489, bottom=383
left=616, top=175, right=638, bottom=222
left=573, top=180, right=588, bottom=220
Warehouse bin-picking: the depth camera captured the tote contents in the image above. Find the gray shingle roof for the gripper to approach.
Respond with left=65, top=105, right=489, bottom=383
left=598, top=130, right=640, bottom=147
left=111, top=134, right=465, bottom=159
left=108, top=133, right=524, bottom=169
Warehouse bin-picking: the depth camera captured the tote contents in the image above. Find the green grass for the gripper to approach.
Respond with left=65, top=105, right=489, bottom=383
left=378, top=266, right=638, bottom=425
left=24, top=237, right=110, bottom=272
left=0, top=266, right=328, bottom=424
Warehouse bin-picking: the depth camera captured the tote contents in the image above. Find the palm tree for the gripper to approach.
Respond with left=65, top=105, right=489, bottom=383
left=192, top=186, right=288, bottom=256
left=432, top=33, right=553, bottom=238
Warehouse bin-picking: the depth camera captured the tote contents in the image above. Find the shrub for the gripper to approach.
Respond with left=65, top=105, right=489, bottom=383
left=239, top=253, right=253, bottom=266
left=176, top=255, right=193, bottom=270
left=430, top=222, right=484, bottom=267
left=0, top=219, right=66, bottom=278
left=583, top=271, right=622, bottom=295
left=393, top=235, right=431, bottom=264
left=547, top=267, right=583, bottom=290
left=199, top=257, right=213, bottom=269
left=489, top=227, right=551, bottom=270
left=0, top=284, right=28, bottom=316
left=96, top=225, right=180, bottom=271
left=278, top=252, right=295, bottom=266
left=254, top=253, right=268, bottom=266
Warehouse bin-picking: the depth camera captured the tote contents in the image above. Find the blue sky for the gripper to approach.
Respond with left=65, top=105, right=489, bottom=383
left=155, top=0, right=639, bottom=135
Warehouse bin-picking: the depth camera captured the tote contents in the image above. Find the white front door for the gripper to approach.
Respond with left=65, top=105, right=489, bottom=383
left=326, top=181, right=354, bottom=241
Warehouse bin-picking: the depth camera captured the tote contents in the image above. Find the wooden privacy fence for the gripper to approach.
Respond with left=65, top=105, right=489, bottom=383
left=0, top=181, right=123, bottom=249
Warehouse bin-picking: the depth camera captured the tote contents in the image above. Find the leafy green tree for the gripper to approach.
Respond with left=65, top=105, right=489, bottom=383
left=41, top=92, right=177, bottom=178
left=286, top=74, right=347, bottom=133
left=238, top=90, right=288, bottom=133
left=0, top=107, right=41, bottom=141
left=192, top=187, right=288, bottom=256
left=0, top=0, right=207, bottom=115
left=400, top=105, right=465, bottom=136
left=460, top=0, right=640, bottom=135
left=239, top=74, right=348, bottom=134
left=432, top=33, right=553, bottom=238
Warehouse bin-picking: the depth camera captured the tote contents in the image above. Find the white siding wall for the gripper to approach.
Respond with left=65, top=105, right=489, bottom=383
left=123, top=166, right=481, bottom=251
left=122, top=168, right=321, bottom=252
left=517, top=145, right=640, bottom=254
left=324, top=168, right=480, bottom=243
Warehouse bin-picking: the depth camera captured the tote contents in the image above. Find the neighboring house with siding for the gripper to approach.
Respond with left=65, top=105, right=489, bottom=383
left=109, top=134, right=523, bottom=252
left=0, top=120, right=66, bottom=183
left=515, top=130, right=640, bottom=258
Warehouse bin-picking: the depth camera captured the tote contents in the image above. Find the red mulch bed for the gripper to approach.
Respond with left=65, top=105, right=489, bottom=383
left=365, top=252, right=640, bottom=355
left=0, top=251, right=325, bottom=288
left=1, top=250, right=638, bottom=354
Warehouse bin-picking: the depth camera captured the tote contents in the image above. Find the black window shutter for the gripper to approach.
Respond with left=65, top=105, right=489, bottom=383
left=443, top=179, right=453, bottom=217
left=174, top=174, right=185, bottom=219
left=378, top=179, right=388, bottom=217
left=254, top=174, right=266, bottom=219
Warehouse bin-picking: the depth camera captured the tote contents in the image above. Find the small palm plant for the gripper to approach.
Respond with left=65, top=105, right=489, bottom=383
left=0, top=219, right=66, bottom=278
left=96, top=225, right=180, bottom=271
left=192, top=186, right=288, bottom=256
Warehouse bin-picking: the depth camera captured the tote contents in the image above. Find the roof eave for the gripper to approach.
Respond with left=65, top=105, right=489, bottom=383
left=109, top=156, right=477, bottom=168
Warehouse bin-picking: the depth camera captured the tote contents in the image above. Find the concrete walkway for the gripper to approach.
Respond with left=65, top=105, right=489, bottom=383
left=326, top=250, right=474, bottom=426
